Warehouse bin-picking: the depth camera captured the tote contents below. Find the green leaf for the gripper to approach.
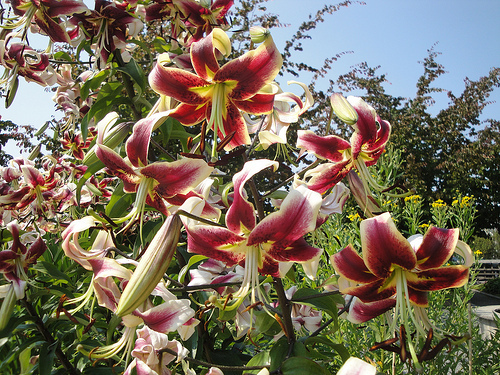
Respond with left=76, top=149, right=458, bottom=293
left=105, top=184, right=134, bottom=219
left=178, top=254, right=208, bottom=284
left=115, top=59, right=146, bottom=94
left=245, top=350, right=270, bottom=374
left=269, top=337, right=289, bottom=372
left=81, top=69, right=110, bottom=101
left=281, top=357, right=332, bottom=375
left=38, top=341, right=57, bottom=375
left=34, top=261, right=71, bottom=283
left=291, top=289, right=342, bottom=328
left=303, top=336, right=350, bottom=363
left=153, top=37, right=171, bottom=53
left=53, top=51, right=74, bottom=62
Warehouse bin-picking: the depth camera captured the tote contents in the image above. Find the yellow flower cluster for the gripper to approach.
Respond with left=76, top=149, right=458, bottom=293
left=431, top=199, right=447, bottom=208
left=419, top=223, right=430, bottom=229
left=404, top=194, right=421, bottom=203
left=474, top=250, right=483, bottom=255
left=452, top=195, right=474, bottom=207
left=348, top=213, right=360, bottom=222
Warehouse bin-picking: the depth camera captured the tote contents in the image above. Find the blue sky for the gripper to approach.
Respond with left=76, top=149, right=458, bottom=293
left=2, top=0, right=499, bottom=155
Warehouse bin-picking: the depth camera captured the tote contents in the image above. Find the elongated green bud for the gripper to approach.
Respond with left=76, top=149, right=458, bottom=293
left=115, top=214, right=182, bottom=317
left=330, top=93, right=358, bottom=125
left=0, top=285, right=17, bottom=330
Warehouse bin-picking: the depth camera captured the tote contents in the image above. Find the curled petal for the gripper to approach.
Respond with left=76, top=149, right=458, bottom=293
left=413, top=226, right=459, bottom=270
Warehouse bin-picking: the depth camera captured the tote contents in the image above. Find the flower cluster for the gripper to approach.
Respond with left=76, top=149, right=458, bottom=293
left=0, top=2, right=476, bottom=374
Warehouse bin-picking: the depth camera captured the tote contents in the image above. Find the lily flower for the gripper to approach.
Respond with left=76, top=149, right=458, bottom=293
left=296, top=94, right=390, bottom=194
left=182, top=159, right=323, bottom=312
left=0, top=221, right=46, bottom=329
left=149, top=28, right=283, bottom=155
left=332, top=212, right=473, bottom=367
left=175, top=0, right=234, bottom=43
left=246, top=80, right=314, bottom=154
left=123, top=325, right=188, bottom=375
left=95, top=112, right=213, bottom=232
left=0, top=221, right=46, bottom=298
left=0, top=159, right=60, bottom=212
left=68, top=0, right=142, bottom=67
left=6, top=0, right=89, bottom=43
left=77, top=257, right=196, bottom=362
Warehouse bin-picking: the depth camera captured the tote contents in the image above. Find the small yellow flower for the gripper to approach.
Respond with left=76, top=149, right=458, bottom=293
left=431, top=199, right=446, bottom=208
left=452, top=199, right=459, bottom=206
left=419, top=223, right=430, bottom=228
left=404, top=194, right=421, bottom=203
left=474, top=250, right=483, bottom=255
left=348, top=213, right=360, bottom=222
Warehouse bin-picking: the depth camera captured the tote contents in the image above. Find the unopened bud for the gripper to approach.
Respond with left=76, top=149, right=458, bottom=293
left=330, top=93, right=358, bottom=125
left=347, top=170, right=380, bottom=218
left=115, top=214, right=182, bottom=317
left=0, top=285, right=17, bottom=330
left=250, top=26, right=270, bottom=44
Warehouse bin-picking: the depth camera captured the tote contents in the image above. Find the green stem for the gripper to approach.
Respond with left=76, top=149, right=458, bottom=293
left=21, top=298, right=80, bottom=375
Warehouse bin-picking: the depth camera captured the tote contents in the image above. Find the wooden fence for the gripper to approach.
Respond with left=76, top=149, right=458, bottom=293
left=477, top=260, right=500, bottom=282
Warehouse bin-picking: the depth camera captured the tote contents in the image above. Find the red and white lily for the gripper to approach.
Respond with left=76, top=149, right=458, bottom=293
left=332, top=212, right=473, bottom=366
left=6, top=0, right=89, bottom=43
left=296, top=94, right=390, bottom=194
left=246, top=80, right=314, bottom=153
left=95, top=112, right=213, bottom=232
left=182, top=159, right=323, bottom=311
left=149, top=29, right=283, bottom=155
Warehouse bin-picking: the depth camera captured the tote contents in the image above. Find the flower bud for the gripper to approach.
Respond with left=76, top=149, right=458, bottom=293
left=347, top=170, right=380, bottom=218
left=0, top=284, right=17, bottom=331
left=115, top=214, right=182, bottom=317
left=330, top=93, right=358, bottom=125
left=250, top=26, right=270, bottom=44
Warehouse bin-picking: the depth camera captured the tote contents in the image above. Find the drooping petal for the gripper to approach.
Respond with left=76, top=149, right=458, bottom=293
left=226, top=159, right=278, bottom=234
left=305, top=160, right=352, bottom=194
left=331, top=244, right=379, bottom=284
left=185, top=225, right=247, bottom=266
left=149, top=59, right=210, bottom=104
left=413, top=226, right=459, bottom=270
left=361, top=213, right=417, bottom=278
left=169, top=102, right=208, bottom=126
left=339, top=277, right=397, bottom=304
left=134, top=299, right=195, bottom=334
left=264, top=238, right=322, bottom=278
left=337, top=357, right=377, bottom=375
left=247, top=185, right=322, bottom=247
left=141, top=158, right=213, bottom=198
left=406, top=266, right=470, bottom=292
left=96, top=144, right=140, bottom=192
left=346, top=296, right=396, bottom=324
left=297, top=130, right=350, bottom=162
left=214, top=34, right=283, bottom=101
left=126, top=113, right=170, bottom=168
